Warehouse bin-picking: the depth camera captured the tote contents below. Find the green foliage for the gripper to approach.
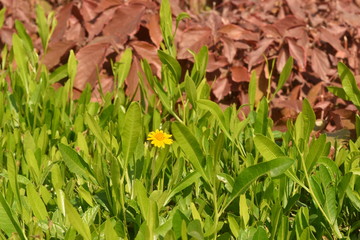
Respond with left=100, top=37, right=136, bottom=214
left=0, top=2, right=359, bottom=240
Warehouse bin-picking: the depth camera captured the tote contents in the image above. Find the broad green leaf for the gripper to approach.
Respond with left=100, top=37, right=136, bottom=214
left=105, top=219, right=119, bottom=240
left=338, top=62, right=360, bottom=108
left=305, top=134, right=326, bottom=172
left=122, top=102, right=142, bottom=164
left=227, top=157, right=294, bottom=207
left=309, top=176, right=325, bottom=206
left=254, top=97, right=269, bottom=135
left=85, top=112, right=110, bottom=151
left=240, top=194, right=249, bottom=226
left=327, top=86, right=350, bottom=101
left=249, top=70, right=257, bottom=110
left=187, top=220, right=204, bottom=240
left=253, top=226, right=268, bottom=240
left=301, top=99, right=315, bottom=142
left=59, top=143, right=94, bottom=181
left=254, top=134, right=285, bottom=161
left=319, top=165, right=337, bottom=224
left=65, top=198, right=91, bottom=240
left=185, top=74, right=197, bottom=107
left=0, top=194, right=24, bottom=239
left=115, top=48, right=132, bottom=88
left=134, top=179, right=150, bottom=221
left=228, top=214, right=240, bottom=237
left=197, top=99, right=231, bottom=139
left=274, top=57, right=293, bottom=95
left=165, top=171, right=201, bottom=205
left=158, top=50, right=181, bottom=82
left=172, top=122, right=207, bottom=180
left=26, top=183, right=49, bottom=220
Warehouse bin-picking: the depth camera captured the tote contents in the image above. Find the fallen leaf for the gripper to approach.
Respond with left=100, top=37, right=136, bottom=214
left=74, top=42, right=111, bottom=90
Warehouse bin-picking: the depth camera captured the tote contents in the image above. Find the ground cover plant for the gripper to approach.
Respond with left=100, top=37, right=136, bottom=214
left=0, top=0, right=360, bottom=239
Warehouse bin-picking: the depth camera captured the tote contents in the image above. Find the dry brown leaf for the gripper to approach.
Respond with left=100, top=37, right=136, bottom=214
left=130, top=40, right=161, bottom=75
left=177, top=27, right=213, bottom=59
left=42, top=41, right=76, bottom=69
left=218, top=24, right=259, bottom=42
left=287, top=38, right=306, bottom=71
left=102, top=4, right=146, bottom=45
left=220, top=36, right=236, bottom=63
left=212, top=77, right=230, bottom=101
left=311, top=48, right=330, bottom=81
left=74, top=42, right=111, bottom=90
left=231, top=66, right=249, bottom=83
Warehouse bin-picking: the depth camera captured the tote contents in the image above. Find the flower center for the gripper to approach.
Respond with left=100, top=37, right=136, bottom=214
left=154, top=133, right=165, bottom=141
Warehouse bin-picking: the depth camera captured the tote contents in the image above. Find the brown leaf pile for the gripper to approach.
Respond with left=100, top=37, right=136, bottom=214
left=1, top=0, right=359, bottom=137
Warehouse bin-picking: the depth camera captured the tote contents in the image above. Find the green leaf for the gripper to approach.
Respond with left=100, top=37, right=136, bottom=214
left=187, top=220, right=204, bottom=240
left=274, top=57, right=293, bottom=95
left=254, top=97, right=268, bottom=135
left=35, top=5, right=49, bottom=51
left=249, top=70, right=257, bottom=110
left=0, top=194, right=26, bottom=239
left=158, top=50, right=181, bottom=82
left=227, top=214, right=240, bottom=238
left=0, top=7, right=6, bottom=29
left=254, top=134, right=285, bottom=161
left=305, top=134, right=326, bottom=172
left=159, top=0, right=174, bottom=55
left=85, top=112, right=110, bottom=151
left=185, top=74, right=197, bottom=107
left=197, top=99, right=231, bottom=139
left=301, top=99, right=315, bottom=142
left=65, top=198, right=91, bottom=240
left=190, top=46, right=208, bottom=86
left=67, top=50, right=77, bottom=82
left=253, top=226, right=268, bottom=240
left=165, top=171, right=201, bottom=205
left=26, top=183, right=49, bottom=220
left=58, top=143, right=94, bottom=181
left=227, top=157, right=294, bottom=207
left=327, top=86, right=350, bottom=101
left=115, top=48, right=132, bottom=88
left=122, top=102, right=142, bottom=164
left=172, top=122, right=207, bottom=180
left=338, top=62, right=360, bottom=108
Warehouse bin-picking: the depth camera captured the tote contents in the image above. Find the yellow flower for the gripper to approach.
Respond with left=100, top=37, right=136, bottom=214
left=147, top=129, right=173, bottom=148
